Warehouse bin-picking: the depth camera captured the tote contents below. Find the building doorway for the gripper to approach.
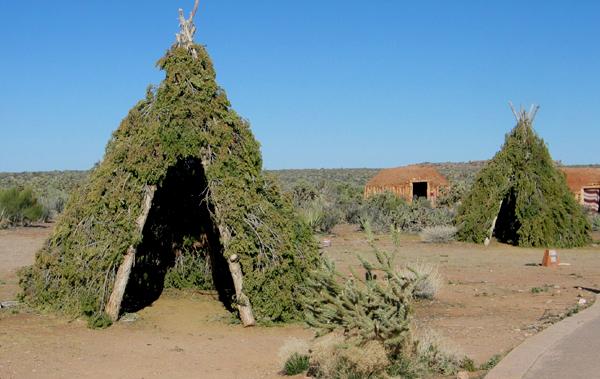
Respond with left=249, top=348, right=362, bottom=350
left=412, top=181, right=428, bottom=200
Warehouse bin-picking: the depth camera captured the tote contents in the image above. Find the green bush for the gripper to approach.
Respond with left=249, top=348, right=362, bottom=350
left=87, top=312, right=113, bottom=329
left=359, top=191, right=405, bottom=232
left=437, top=182, right=470, bottom=209
left=164, top=238, right=213, bottom=290
left=588, top=212, right=600, bottom=232
left=297, top=199, right=341, bottom=234
left=0, top=187, right=46, bottom=227
left=460, top=356, right=477, bottom=372
left=479, top=354, right=502, bottom=371
left=359, top=192, right=453, bottom=233
left=0, top=171, right=87, bottom=219
left=283, top=353, right=310, bottom=376
left=291, top=180, right=363, bottom=233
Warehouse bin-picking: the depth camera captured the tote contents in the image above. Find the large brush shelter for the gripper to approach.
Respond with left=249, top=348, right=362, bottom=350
left=455, top=105, right=590, bottom=248
left=19, top=1, right=319, bottom=327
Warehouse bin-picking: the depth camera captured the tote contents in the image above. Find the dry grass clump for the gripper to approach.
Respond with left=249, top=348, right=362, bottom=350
left=308, top=334, right=390, bottom=378
left=402, top=262, right=443, bottom=300
left=411, top=329, right=462, bottom=376
left=420, top=225, right=457, bottom=243
left=278, top=337, right=310, bottom=366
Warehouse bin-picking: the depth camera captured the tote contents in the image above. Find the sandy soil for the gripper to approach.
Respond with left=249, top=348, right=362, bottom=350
left=0, top=225, right=50, bottom=300
left=1, top=224, right=600, bottom=378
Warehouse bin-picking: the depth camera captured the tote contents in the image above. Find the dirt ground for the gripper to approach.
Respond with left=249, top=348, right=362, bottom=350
left=1, top=224, right=600, bottom=378
left=0, top=225, right=310, bottom=379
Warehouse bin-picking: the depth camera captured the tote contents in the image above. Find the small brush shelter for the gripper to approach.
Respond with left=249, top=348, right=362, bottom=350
left=562, top=167, right=600, bottom=212
left=455, top=105, right=590, bottom=248
left=364, top=165, right=449, bottom=205
left=19, top=1, right=319, bottom=326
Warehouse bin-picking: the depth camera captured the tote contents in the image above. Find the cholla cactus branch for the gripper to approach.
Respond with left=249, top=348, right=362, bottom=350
left=176, top=0, right=200, bottom=59
left=301, top=248, right=421, bottom=355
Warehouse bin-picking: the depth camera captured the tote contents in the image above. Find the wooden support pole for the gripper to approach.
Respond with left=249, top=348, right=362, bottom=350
left=200, top=156, right=255, bottom=326
left=105, top=185, right=156, bottom=321
left=485, top=200, right=503, bottom=246
left=228, top=254, right=256, bottom=327
left=176, top=0, right=200, bottom=59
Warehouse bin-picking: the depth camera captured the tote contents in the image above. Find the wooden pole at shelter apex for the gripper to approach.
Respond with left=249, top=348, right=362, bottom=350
left=176, top=0, right=200, bottom=58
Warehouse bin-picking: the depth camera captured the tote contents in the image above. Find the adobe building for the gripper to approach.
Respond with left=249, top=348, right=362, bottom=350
left=562, top=167, right=600, bottom=212
left=364, top=165, right=449, bottom=205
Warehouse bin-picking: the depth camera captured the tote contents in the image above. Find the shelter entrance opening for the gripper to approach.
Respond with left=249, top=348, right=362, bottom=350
left=121, top=157, right=234, bottom=313
left=412, top=182, right=428, bottom=200
left=494, top=189, right=521, bottom=245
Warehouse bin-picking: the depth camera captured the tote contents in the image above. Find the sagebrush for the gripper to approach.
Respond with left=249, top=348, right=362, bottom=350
left=420, top=225, right=457, bottom=243
left=360, top=192, right=453, bottom=233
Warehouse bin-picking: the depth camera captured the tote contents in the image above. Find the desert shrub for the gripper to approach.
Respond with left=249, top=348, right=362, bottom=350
left=302, top=251, right=416, bottom=377
left=333, top=182, right=364, bottom=224
left=588, top=212, right=600, bottom=232
left=394, top=198, right=454, bottom=233
left=297, top=200, right=324, bottom=231
left=308, top=335, right=390, bottom=379
left=273, top=169, right=380, bottom=193
left=390, top=224, right=401, bottom=247
left=479, top=354, right=502, bottom=370
left=290, top=180, right=320, bottom=206
left=297, top=199, right=341, bottom=234
left=420, top=225, right=457, bottom=243
left=0, top=187, right=46, bottom=227
left=359, top=192, right=453, bottom=233
left=0, top=171, right=87, bottom=217
left=163, top=238, right=213, bottom=290
left=460, top=356, right=477, bottom=372
left=87, top=312, right=113, bottom=329
left=291, top=180, right=361, bottom=233
left=278, top=337, right=310, bottom=365
left=385, top=332, right=461, bottom=378
left=415, top=343, right=461, bottom=376
left=359, top=191, right=405, bottom=232
left=301, top=234, right=458, bottom=378
left=437, top=182, right=470, bottom=208
left=283, top=353, right=310, bottom=376
left=402, top=262, right=443, bottom=300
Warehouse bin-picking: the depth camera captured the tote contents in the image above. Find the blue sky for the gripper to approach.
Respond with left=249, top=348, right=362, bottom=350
left=0, top=1, right=598, bottom=172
